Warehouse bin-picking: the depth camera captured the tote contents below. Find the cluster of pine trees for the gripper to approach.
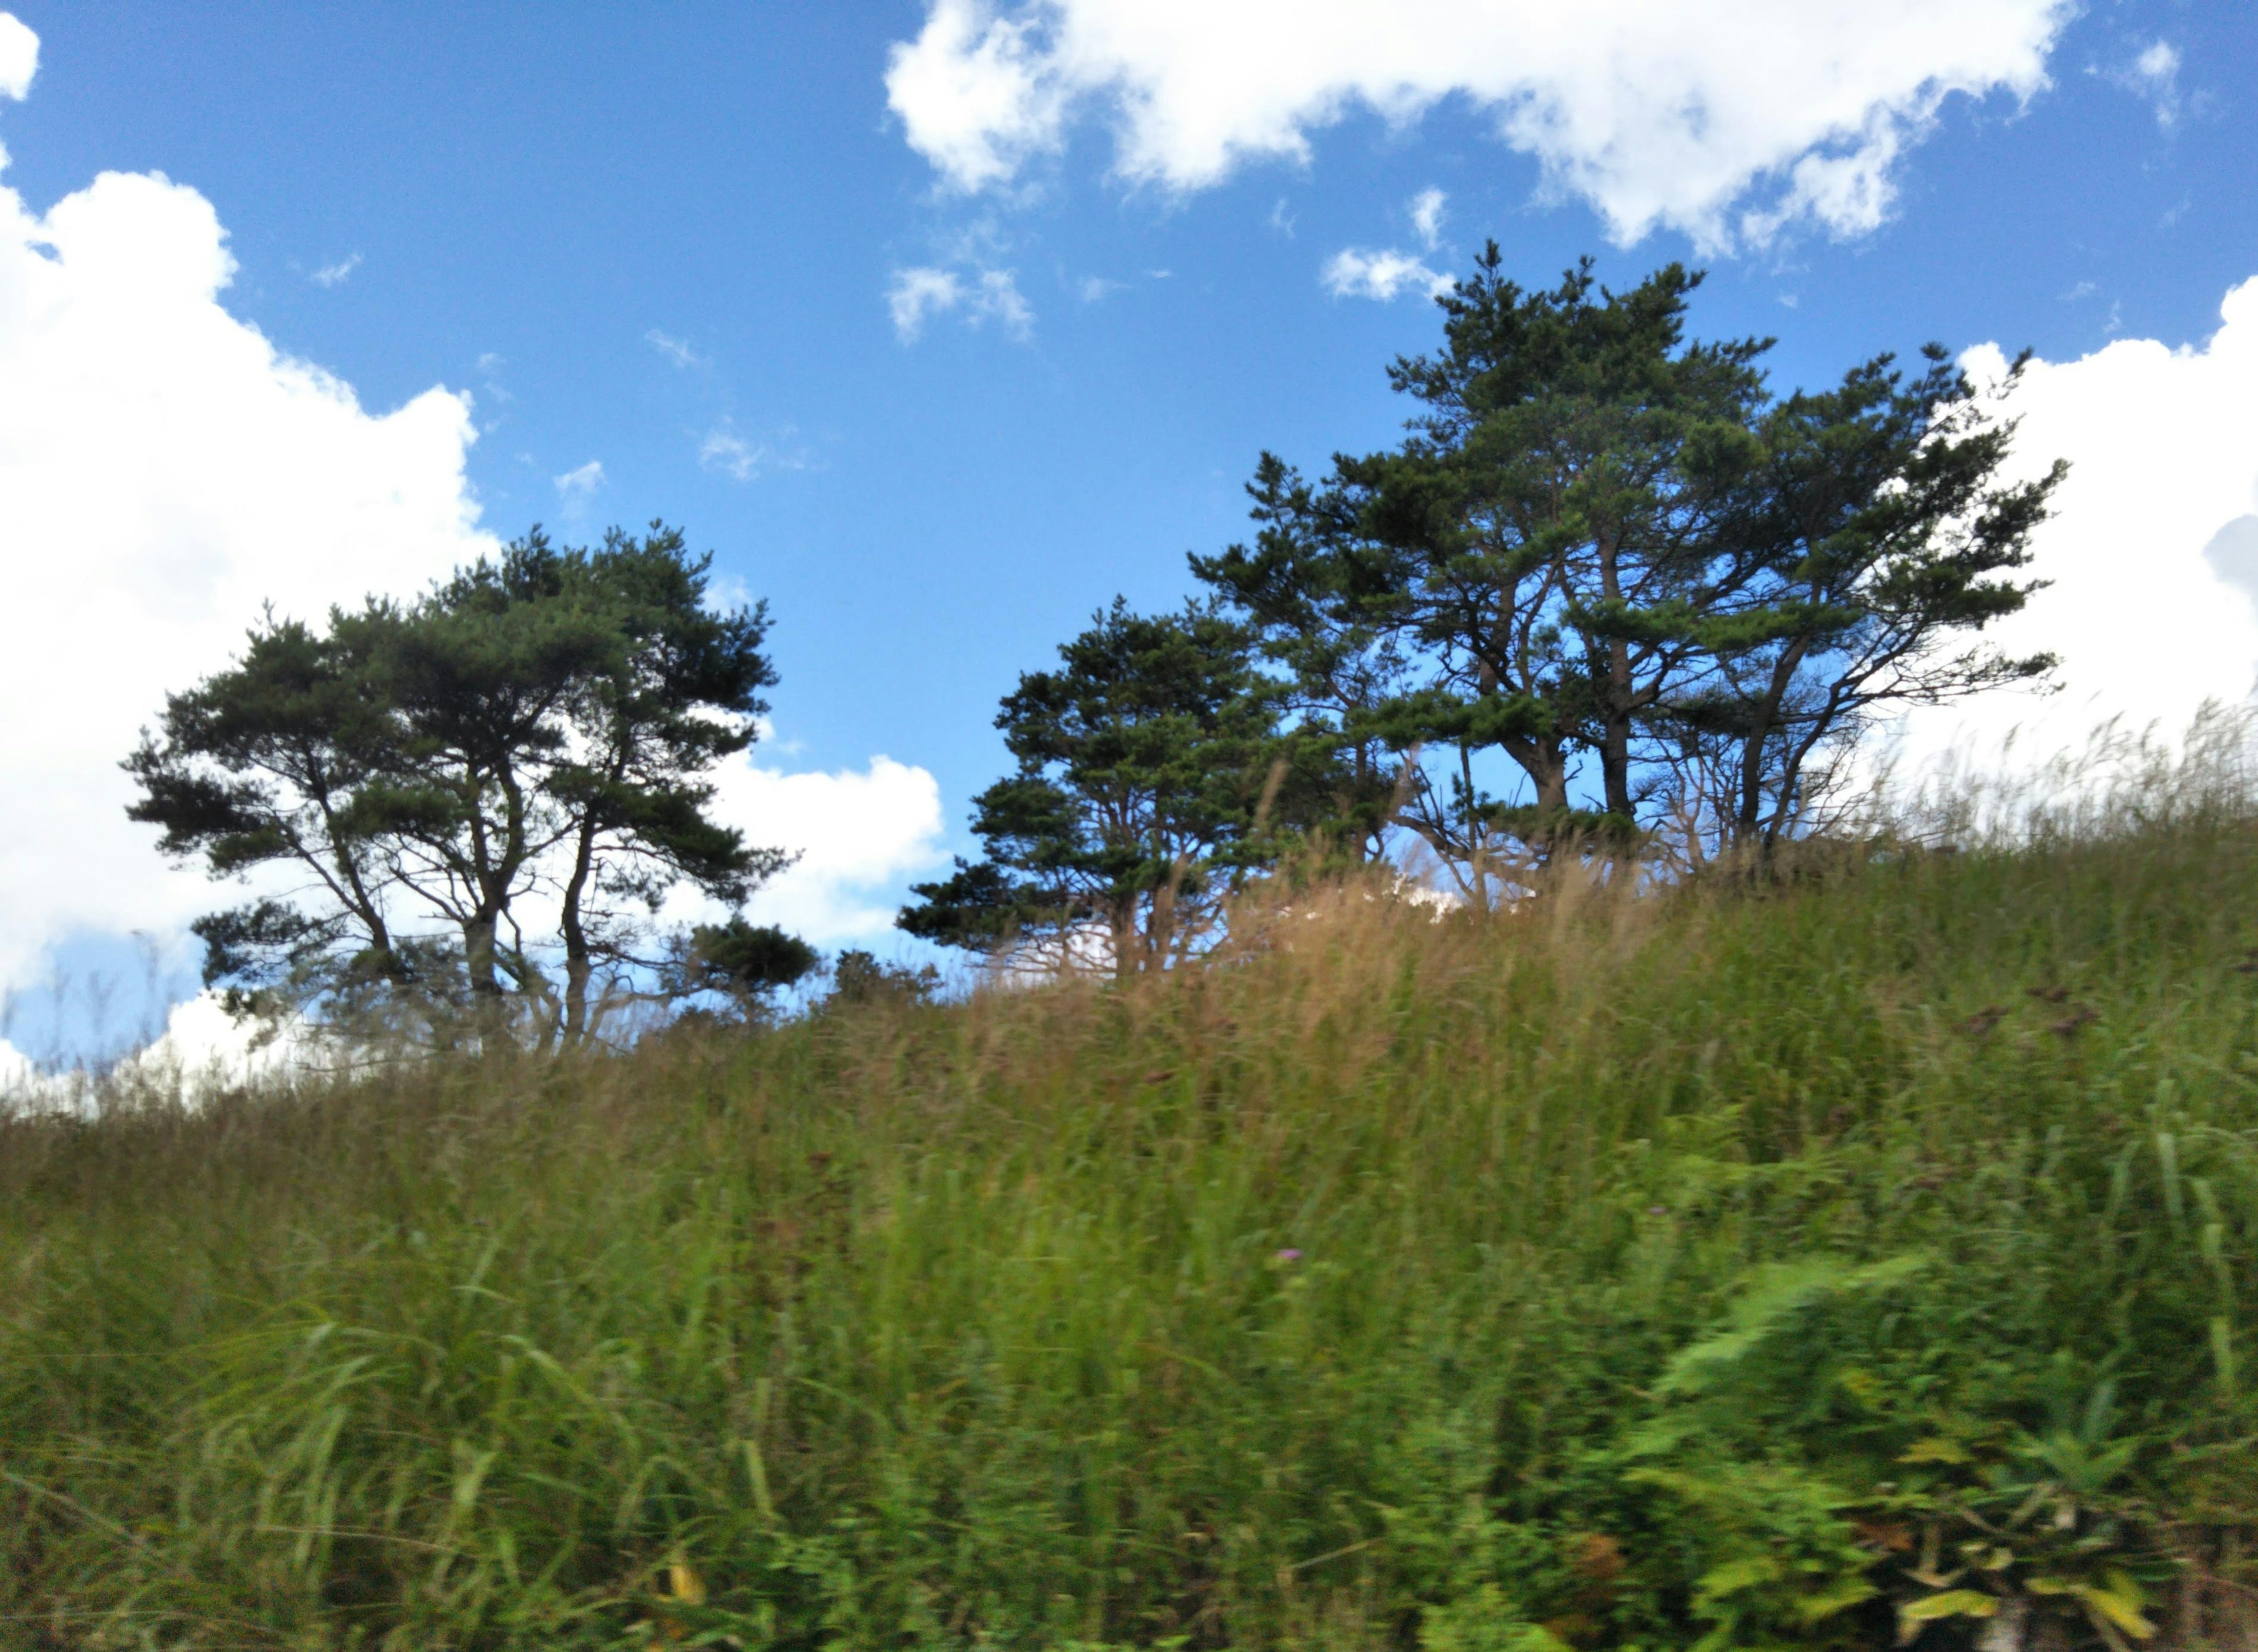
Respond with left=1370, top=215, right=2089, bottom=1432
left=902, top=253, right=2060, bottom=978
left=128, top=252, right=2062, bottom=1033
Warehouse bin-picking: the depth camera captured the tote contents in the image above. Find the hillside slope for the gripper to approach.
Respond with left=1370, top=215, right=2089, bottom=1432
left=6, top=774, right=2258, bottom=1650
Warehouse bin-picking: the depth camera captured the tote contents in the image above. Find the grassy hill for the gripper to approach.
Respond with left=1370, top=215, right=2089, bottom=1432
left=8, top=754, right=2258, bottom=1650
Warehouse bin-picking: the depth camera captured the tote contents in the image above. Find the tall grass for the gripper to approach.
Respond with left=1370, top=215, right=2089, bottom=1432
left=8, top=741, right=2258, bottom=1650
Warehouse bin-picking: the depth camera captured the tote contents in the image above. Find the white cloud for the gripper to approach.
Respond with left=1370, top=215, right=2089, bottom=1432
left=2, top=994, right=335, bottom=1109
left=0, top=132, right=499, bottom=997
left=1888, top=276, right=2258, bottom=773
left=0, top=39, right=931, bottom=1038
left=309, top=252, right=360, bottom=287
left=884, top=0, right=1068, bottom=195
left=890, top=265, right=963, bottom=339
left=0, top=1036, right=43, bottom=1101
left=699, top=419, right=809, bottom=482
left=0, top=12, right=35, bottom=102
left=1077, top=274, right=1124, bottom=302
left=887, top=262, right=1033, bottom=341
left=696, top=753, right=949, bottom=944
left=700, top=424, right=764, bottom=480
left=885, top=0, right=2070, bottom=249
left=116, top=992, right=325, bottom=1090
left=553, top=458, right=605, bottom=499
left=646, top=327, right=706, bottom=368
left=2110, top=39, right=2182, bottom=129
left=1408, top=186, right=1447, bottom=249
left=1321, top=246, right=1450, bottom=302
left=972, top=266, right=1033, bottom=335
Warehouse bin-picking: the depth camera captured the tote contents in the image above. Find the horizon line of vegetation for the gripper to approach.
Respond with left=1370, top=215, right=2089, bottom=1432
left=114, top=245, right=2065, bottom=1055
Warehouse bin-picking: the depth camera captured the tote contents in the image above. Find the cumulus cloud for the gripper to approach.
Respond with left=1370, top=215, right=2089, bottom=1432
left=697, top=753, right=949, bottom=943
left=1, top=994, right=345, bottom=1108
left=884, top=0, right=2070, bottom=249
left=0, top=12, right=34, bottom=102
left=0, top=15, right=950, bottom=1024
left=1887, top=277, right=2258, bottom=772
left=309, top=252, right=360, bottom=287
left=1322, top=246, right=1450, bottom=302
left=887, top=262, right=1033, bottom=341
left=0, top=156, right=498, bottom=996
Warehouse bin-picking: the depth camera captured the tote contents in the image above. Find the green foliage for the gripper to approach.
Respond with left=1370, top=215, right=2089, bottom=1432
left=678, top=918, right=824, bottom=1014
left=1197, top=250, right=2060, bottom=875
left=125, top=522, right=796, bottom=1045
left=11, top=778, right=2258, bottom=1648
left=827, top=950, right=942, bottom=1008
left=900, top=597, right=1338, bottom=977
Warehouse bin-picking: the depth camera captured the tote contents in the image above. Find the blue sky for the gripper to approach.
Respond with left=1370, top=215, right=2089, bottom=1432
left=4, top=2, right=2257, bottom=1070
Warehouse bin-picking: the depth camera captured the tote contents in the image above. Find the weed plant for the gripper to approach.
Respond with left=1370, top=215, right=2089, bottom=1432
left=6, top=735, right=2258, bottom=1650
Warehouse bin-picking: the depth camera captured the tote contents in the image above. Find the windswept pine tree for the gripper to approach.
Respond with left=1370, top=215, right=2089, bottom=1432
left=900, top=598, right=1347, bottom=978
left=1199, top=249, right=2061, bottom=881
left=124, top=523, right=816, bottom=1045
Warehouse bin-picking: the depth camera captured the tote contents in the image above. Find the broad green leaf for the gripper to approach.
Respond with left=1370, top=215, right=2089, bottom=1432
left=2065, top=1570, right=2156, bottom=1641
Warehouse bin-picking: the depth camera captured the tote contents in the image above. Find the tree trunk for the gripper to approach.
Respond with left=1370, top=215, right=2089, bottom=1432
left=463, top=911, right=502, bottom=998
left=1734, top=636, right=1811, bottom=856
left=1596, top=529, right=1635, bottom=818
left=1111, top=899, right=1139, bottom=983
left=559, top=816, right=599, bottom=1046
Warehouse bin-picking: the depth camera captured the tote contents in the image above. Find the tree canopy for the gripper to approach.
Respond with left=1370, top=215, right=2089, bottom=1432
left=126, top=246, right=2069, bottom=1016
left=898, top=598, right=1338, bottom=978
left=1196, top=249, right=2060, bottom=883
left=126, top=523, right=813, bottom=1045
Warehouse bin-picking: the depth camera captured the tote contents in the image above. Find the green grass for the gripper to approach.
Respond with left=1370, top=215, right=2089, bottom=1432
left=9, top=770, right=2258, bottom=1649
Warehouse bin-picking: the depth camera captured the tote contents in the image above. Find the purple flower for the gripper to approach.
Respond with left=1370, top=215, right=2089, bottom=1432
left=1275, top=1248, right=1303, bottom=1262
left=1648, top=1205, right=1667, bottom=1216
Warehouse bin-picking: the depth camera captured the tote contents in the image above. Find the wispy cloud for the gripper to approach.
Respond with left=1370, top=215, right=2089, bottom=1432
left=888, top=264, right=1033, bottom=342
left=1321, top=247, right=1451, bottom=303
left=700, top=427, right=764, bottom=481
left=646, top=329, right=707, bottom=369
left=310, top=252, right=362, bottom=288
left=2108, top=39, right=2183, bottom=129
left=474, top=352, right=511, bottom=403
left=553, top=460, right=605, bottom=501
left=889, top=267, right=961, bottom=341
left=699, top=419, right=811, bottom=483
left=970, top=269, right=1032, bottom=336
left=1408, top=187, right=1447, bottom=250
left=1077, top=275, right=1125, bottom=303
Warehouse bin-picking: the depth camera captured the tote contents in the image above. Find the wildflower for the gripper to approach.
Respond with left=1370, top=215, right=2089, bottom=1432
left=1275, top=1248, right=1302, bottom=1262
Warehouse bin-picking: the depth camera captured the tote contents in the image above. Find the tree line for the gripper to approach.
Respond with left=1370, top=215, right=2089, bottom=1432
left=129, top=250, right=2061, bottom=1035
left=902, top=253, right=2059, bottom=977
